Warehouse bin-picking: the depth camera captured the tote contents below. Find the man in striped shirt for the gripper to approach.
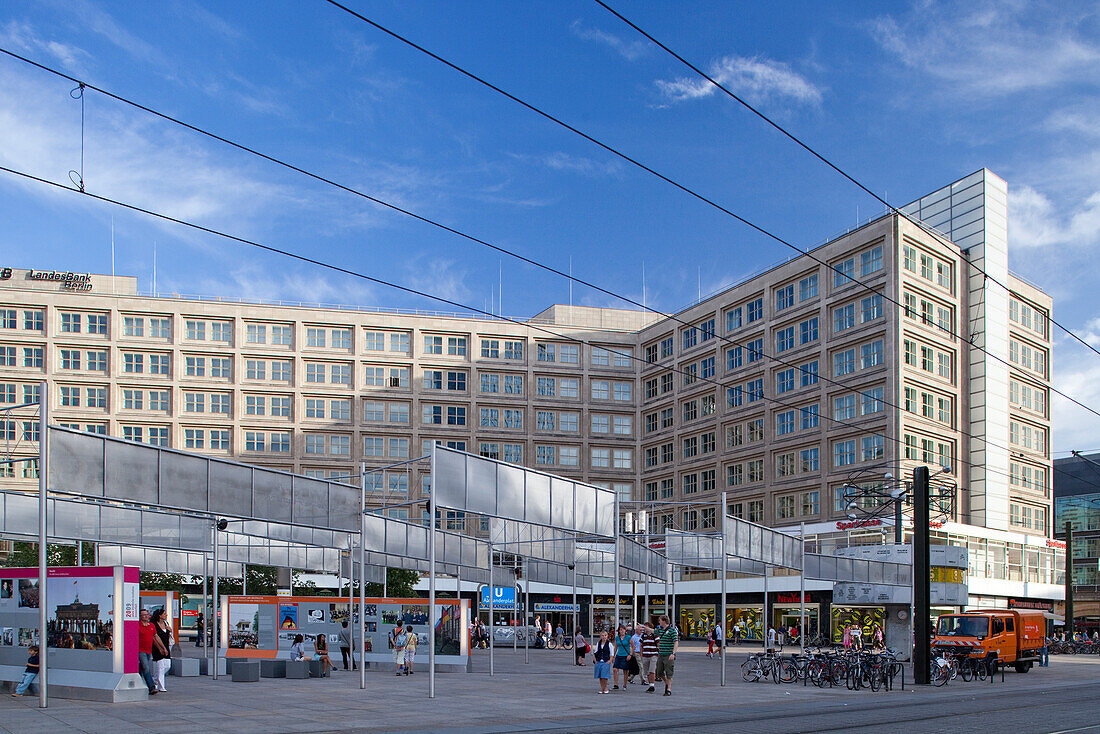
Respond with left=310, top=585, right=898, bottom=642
left=640, top=623, right=660, bottom=693
left=656, top=614, right=679, bottom=696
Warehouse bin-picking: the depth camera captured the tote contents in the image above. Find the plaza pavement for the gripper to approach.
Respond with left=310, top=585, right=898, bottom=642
left=3, top=643, right=1099, bottom=734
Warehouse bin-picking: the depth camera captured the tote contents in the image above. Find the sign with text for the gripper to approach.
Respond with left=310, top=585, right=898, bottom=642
left=480, top=586, right=517, bottom=611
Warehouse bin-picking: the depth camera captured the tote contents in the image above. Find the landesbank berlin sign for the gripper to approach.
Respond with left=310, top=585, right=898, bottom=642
left=1, top=268, right=93, bottom=291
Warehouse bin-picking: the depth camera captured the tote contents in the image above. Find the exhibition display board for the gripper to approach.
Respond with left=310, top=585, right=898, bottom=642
left=220, top=595, right=469, bottom=669
left=139, top=590, right=180, bottom=644
left=0, top=565, right=145, bottom=702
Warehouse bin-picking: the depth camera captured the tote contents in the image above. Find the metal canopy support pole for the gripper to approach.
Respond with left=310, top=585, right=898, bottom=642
left=359, top=461, right=366, bottom=690
left=800, top=521, right=806, bottom=655
left=523, top=559, right=529, bottom=665
left=720, top=490, right=727, bottom=686
left=77, top=541, right=82, bottom=567
left=571, top=563, right=577, bottom=665
left=488, top=545, right=494, bottom=676
left=37, top=380, right=47, bottom=708
left=670, top=563, right=675, bottom=633
left=913, top=465, right=931, bottom=685
left=202, top=555, right=208, bottom=662
left=643, top=510, right=650, bottom=626
left=212, top=524, right=220, bottom=680
left=513, top=577, right=518, bottom=653
left=762, top=564, right=768, bottom=650
left=428, top=454, right=436, bottom=699
left=613, top=493, right=620, bottom=637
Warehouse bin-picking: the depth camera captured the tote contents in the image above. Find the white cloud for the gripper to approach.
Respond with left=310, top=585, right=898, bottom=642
left=403, top=257, right=472, bottom=308
left=1010, top=184, right=1100, bottom=249
left=1, top=20, right=91, bottom=75
left=1052, top=329, right=1100, bottom=454
left=656, top=54, right=822, bottom=107
left=868, top=3, right=1100, bottom=98
left=570, top=20, right=648, bottom=61
left=180, top=266, right=376, bottom=306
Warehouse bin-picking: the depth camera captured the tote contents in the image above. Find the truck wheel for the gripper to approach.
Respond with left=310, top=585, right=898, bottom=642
left=1014, top=661, right=1031, bottom=673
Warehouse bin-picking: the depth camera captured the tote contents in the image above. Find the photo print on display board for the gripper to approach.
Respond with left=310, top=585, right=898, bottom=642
left=47, top=576, right=115, bottom=651
left=18, top=628, right=38, bottom=646
left=279, top=604, right=298, bottom=630
left=18, top=579, right=39, bottom=608
left=307, top=609, right=324, bottom=624
left=1, top=628, right=13, bottom=646
left=1, top=579, right=12, bottom=599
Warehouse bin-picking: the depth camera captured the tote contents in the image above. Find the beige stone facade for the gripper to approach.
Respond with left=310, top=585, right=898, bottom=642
left=0, top=209, right=1052, bottom=537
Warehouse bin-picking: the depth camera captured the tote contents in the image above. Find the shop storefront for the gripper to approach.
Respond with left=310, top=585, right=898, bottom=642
left=771, top=593, right=820, bottom=641
left=532, top=602, right=580, bottom=632
left=679, top=604, right=716, bottom=640
left=726, top=606, right=763, bottom=641
left=830, top=605, right=887, bottom=645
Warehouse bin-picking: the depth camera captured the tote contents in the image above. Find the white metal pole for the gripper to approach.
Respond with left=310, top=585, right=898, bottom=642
left=523, top=559, right=529, bottom=665
left=762, top=564, right=768, bottom=650
left=202, top=555, right=208, bottom=660
left=800, top=521, right=806, bottom=655
left=571, top=563, right=577, bottom=667
left=212, top=524, right=220, bottom=680
left=488, top=545, right=494, bottom=676
left=428, top=453, right=436, bottom=699
left=37, top=380, right=47, bottom=708
left=643, top=510, right=650, bottom=625
left=77, top=541, right=82, bottom=567
left=513, top=577, right=518, bottom=653
left=359, top=460, right=366, bottom=690
left=613, top=493, right=620, bottom=637
left=720, top=490, right=727, bottom=687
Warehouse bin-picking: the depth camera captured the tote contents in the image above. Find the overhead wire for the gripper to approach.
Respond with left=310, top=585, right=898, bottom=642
left=0, top=48, right=1082, bottom=510
left=593, top=0, right=1100, bottom=364
left=0, top=161, right=1049, bottom=495
left=0, top=49, right=1080, bottom=490
left=317, top=0, right=1100, bottom=422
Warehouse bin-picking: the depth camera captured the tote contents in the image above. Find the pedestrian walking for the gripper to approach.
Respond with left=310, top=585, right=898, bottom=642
left=842, top=624, right=851, bottom=650
left=574, top=627, right=588, bottom=666
left=656, top=614, right=678, bottom=697
left=640, top=623, right=659, bottom=693
left=195, top=612, right=205, bottom=647
left=339, top=621, right=357, bottom=670
left=403, top=626, right=418, bottom=675
left=873, top=625, right=884, bottom=650
left=137, top=609, right=167, bottom=696
left=628, top=625, right=643, bottom=684
left=713, top=621, right=723, bottom=658
left=612, top=625, right=631, bottom=690
left=767, top=626, right=777, bottom=649
left=150, top=608, right=172, bottom=693
left=11, top=645, right=39, bottom=697
left=390, top=625, right=407, bottom=676
left=592, top=631, right=612, bottom=694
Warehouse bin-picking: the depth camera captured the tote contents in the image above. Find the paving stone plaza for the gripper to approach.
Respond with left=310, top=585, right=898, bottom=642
left=4, top=645, right=1099, bottom=734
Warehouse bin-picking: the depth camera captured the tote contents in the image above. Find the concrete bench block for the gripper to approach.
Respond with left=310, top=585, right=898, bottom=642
left=285, top=660, right=310, bottom=679
left=308, top=659, right=327, bottom=678
left=170, top=658, right=200, bottom=677
left=260, top=660, right=286, bottom=678
left=231, top=661, right=261, bottom=682
left=199, top=657, right=227, bottom=676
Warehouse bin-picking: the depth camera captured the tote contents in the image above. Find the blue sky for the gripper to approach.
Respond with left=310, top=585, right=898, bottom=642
left=1, top=0, right=1098, bottom=451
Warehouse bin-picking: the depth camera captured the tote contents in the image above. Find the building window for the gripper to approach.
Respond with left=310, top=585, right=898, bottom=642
left=801, top=404, right=819, bottom=429
left=776, top=369, right=795, bottom=395
left=537, top=343, right=555, bottom=362
left=833, top=349, right=855, bottom=377
left=862, top=435, right=884, bottom=461
left=800, top=361, right=818, bottom=387
left=775, top=284, right=794, bottom=311
left=801, top=447, right=819, bottom=472
left=834, top=304, right=855, bottom=332
left=799, top=274, right=818, bottom=301
left=747, top=298, right=763, bottom=323
left=776, top=495, right=795, bottom=520
left=424, top=336, right=443, bottom=354
left=833, top=258, right=854, bottom=287
left=860, top=246, right=882, bottom=276
left=800, top=317, right=818, bottom=345
left=861, top=340, right=884, bottom=369
left=776, top=326, right=794, bottom=352
left=776, top=410, right=795, bottom=436
left=833, top=439, right=856, bottom=467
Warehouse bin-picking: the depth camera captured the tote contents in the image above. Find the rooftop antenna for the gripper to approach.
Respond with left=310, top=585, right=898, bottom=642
left=641, top=261, right=646, bottom=311
left=498, top=259, right=502, bottom=317
left=569, top=256, right=573, bottom=308
left=697, top=266, right=701, bottom=301
left=152, top=241, right=156, bottom=296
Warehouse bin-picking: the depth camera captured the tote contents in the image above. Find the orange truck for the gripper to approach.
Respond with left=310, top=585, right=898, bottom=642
left=932, top=609, right=1045, bottom=673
